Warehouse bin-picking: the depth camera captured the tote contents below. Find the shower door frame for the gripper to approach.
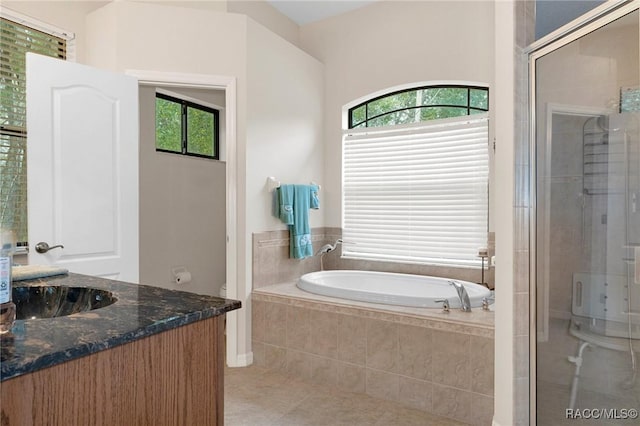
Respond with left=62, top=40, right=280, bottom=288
left=527, top=1, right=639, bottom=424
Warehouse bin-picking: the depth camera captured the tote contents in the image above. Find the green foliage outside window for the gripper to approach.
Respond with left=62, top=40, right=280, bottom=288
left=187, top=107, right=215, bottom=157
left=156, top=97, right=182, bottom=152
left=155, top=93, right=218, bottom=159
left=349, top=85, right=488, bottom=129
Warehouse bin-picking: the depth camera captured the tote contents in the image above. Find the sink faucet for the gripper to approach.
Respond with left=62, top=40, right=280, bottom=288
left=449, top=280, right=471, bottom=312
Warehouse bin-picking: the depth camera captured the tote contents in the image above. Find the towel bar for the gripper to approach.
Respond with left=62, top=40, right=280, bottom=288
left=266, top=176, right=321, bottom=192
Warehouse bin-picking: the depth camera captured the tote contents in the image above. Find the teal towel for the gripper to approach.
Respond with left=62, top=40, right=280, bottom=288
left=276, top=185, right=294, bottom=225
left=290, top=185, right=318, bottom=259
left=310, top=184, right=320, bottom=209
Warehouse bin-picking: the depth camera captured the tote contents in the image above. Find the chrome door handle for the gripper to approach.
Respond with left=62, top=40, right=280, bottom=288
left=35, top=242, right=64, bottom=253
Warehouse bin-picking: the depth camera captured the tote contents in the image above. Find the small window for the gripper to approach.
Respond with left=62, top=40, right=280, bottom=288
left=155, top=93, right=219, bottom=159
left=348, top=85, right=488, bottom=129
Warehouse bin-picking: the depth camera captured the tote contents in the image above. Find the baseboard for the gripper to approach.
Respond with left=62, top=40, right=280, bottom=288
left=226, top=351, right=253, bottom=367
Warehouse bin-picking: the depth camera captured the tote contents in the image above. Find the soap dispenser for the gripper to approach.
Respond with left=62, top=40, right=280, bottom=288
left=0, top=229, right=16, bottom=333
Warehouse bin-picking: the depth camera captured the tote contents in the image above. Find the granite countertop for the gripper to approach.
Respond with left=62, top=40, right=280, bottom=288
left=0, top=273, right=241, bottom=382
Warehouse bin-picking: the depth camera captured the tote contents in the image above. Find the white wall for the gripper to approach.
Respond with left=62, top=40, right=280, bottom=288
left=493, top=1, right=515, bottom=424
left=85, top=1, right=324, bottom=363
left=246, top=20, right=324, bottom=234
left=227, top=0, right=300, bottom=47
left=244, top=17, right=324, bottom=362
left=138, top=85, right=226, bottom=296
left=299, top=0, right=495, bottom=228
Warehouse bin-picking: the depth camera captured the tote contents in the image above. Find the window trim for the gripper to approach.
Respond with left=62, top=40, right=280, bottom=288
left=348, top=84, right=489, bottom=129
left=155, top=92, right=220, bottom=160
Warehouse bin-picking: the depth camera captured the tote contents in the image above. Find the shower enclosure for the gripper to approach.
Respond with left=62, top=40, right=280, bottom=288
left=531, top=2, right=640, bottom=424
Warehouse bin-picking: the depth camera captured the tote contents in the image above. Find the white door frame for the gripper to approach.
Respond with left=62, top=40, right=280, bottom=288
left=126, top=70, right=241, bottom=366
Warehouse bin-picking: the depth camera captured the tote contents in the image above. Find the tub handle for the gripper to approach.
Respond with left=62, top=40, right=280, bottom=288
left=435, top=299, right=450, bottom=313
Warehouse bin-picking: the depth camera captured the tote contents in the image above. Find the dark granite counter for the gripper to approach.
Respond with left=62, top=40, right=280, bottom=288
left=0, top=273, right=241, bottom=381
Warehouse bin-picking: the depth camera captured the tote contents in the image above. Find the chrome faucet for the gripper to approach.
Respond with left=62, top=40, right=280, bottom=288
left=315, top=239, right=343, bottom=256
left=315, top=239, right=343, bottom=271
left=449, top=280, right=471, bottom=312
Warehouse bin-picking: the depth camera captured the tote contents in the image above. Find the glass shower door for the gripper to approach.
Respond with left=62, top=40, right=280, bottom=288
left=534, top=8, right=640, bottom=425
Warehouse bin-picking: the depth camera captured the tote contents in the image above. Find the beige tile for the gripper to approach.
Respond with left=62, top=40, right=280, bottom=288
left=226, top=364, right=465, bottom=426
left=310, top=355, right=338, bottom=387
left=375, top=404, right=467, bottom=426
left=336, top=361, right=366, bottom=394
left=264, top=301, right=287, bottom=346
left=252, top=341, right=265, bottom=367
left=471, top=394, right=494, bottom=426
left=431, top=384, right=472, bottom=424
left=309, top=309, right=338, bottom=358
left=514, top=377, right=530, bottom=426
left=514, top=335, right=529, bottom=379
left=264, top=344, right=287, bottom=372
left=432, top=330, right=470, bottom=389
left=470, top=335, right=494, bottom=396
left=337, top=314, right=367, bottom=366
left=514, top=250, right=530, bottom=293
left=366, top=369, right=399, bottom=402
left=366, top=319, right=398, bottom=373
left=398, top=376, right=432, bottom=412
left=514, top=292, right=529, bottom=336
left=286, top=305, right=311, bottom=352
left=286, top=349, right=312, bottom=381
left=514, top=207, right=530, bottom=251
left=398, top=324, right=432, bottom=381
left=252, top=299, right=266, bottom=343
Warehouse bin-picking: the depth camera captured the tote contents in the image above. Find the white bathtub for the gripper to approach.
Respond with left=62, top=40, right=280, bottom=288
left=297, top=270, right=491, bottom=309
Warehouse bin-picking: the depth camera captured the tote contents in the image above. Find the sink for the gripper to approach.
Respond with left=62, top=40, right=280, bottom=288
left=12, top=286, right=117, bottom=320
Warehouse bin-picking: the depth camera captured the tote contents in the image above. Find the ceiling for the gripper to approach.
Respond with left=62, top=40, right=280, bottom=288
left=266, top=0, right=606, bottom=40
left=266, top=0, right=378, bottom=25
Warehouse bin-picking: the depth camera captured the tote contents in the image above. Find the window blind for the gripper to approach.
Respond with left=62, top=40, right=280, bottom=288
left=0, top=17, right=66, bottom=244
left=342, top=114, right=489, bottom=267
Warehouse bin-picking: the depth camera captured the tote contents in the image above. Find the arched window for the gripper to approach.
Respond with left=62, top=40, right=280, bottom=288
left=342, top=83, right=489, bottom=267
left=348, top=85, right=488, bottom=129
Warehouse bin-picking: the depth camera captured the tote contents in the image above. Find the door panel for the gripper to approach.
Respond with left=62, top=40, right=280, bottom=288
left=26, top=53, right=139, bottom=283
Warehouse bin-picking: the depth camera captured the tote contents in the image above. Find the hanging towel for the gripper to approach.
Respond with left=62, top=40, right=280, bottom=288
left=12, top=265, right=69, bottom=281
left=289, top=184, right=320, bottom=259
left=310, top=184, right=320, bottom=209
left=276, top=184, right=295, bottom=225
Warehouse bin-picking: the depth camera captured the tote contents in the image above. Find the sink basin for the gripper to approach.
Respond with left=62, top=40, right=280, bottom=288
left=12, top=286, right=117, bottom=320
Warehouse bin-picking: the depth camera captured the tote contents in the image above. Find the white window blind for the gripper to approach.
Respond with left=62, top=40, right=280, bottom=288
left=342, top=114, right=489, bottom=267
left=0, top=16, right=67, bottom=244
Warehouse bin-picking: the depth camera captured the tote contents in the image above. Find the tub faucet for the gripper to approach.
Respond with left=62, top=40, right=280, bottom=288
left=315, top=239, right=343, bottom=256
left=449, top=280, right=471, bottom=312
left=315, top=239, right=343, bottom=271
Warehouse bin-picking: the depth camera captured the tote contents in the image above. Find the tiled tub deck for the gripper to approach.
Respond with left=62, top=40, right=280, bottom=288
left=252, top=282, right=495, bottom=426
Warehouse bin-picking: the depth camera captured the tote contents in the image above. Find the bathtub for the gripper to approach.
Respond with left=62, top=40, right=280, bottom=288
left=297, top=270, right=491, bottom=309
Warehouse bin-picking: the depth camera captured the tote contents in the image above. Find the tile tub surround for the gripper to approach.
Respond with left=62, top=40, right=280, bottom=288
left=1, top=273, right=241, bottom=381
left=252, top=282, right=495, bottom=426
left=253, top=228, right=496, bottom=289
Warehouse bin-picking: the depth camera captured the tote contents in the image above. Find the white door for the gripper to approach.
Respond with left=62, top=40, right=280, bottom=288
left=26, top=53, right=139, bottom=283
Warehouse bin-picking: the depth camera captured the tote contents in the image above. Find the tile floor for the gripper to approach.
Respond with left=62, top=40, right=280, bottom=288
left=225, top=365, right=466, bottom=425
